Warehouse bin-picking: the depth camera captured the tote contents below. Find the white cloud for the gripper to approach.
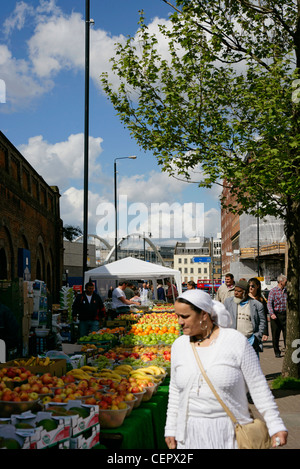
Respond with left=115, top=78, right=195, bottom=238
left=0, top=1, right=173, bottom=109
left=3, top=1, right=34, bottom=36
left=0, top=44, right=53, bottom=109
left=204, top=208, right=221, bottom=237
left=117, top=170, right=186, bottom=204
left=18, top=133, right=103, bottom=189
left=61, top=186, right=109, bottom=235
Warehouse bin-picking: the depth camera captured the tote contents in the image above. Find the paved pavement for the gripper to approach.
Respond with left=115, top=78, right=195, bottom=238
left=249, top=337, right=300, bottom=450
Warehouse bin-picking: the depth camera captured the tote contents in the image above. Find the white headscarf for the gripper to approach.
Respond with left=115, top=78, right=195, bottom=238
left=177, top=289, right=232, bottom=328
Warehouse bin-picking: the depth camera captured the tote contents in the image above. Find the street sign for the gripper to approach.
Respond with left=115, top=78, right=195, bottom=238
left=193, top=257, right=211, bottom=263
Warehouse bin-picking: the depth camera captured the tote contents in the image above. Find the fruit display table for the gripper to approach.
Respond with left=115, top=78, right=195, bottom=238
left=98, top=384, right=169, bottom=450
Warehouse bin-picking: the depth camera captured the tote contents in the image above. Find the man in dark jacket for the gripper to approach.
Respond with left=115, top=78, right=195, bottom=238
left=72, top=281, right=105, bottom=338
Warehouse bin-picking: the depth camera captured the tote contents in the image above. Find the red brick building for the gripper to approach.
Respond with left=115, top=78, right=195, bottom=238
left=0, top=131, right=63, bottom=301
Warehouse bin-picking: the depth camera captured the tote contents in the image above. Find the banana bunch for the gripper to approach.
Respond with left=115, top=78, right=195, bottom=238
left=95, top=368, right=123, bottom=382
left=66, top=368, right=91, bottom=380
left=80, top=365, right=98, bottom=373
left=13, top=356, right=53, bottom=367
left=129, top=370, right=158, bottom=383
left=134, top=365, right=166, bottom=376
left=113, top=364, right=133, bottom=376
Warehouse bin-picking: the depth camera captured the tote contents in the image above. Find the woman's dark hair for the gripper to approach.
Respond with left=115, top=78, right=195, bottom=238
left=248, top=277, right=262, bottom=298
left=187, top=281, right=196, bottom=288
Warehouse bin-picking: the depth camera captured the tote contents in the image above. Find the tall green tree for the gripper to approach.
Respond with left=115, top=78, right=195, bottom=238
left=63, top=225, right=83, bottom=242
left=101, top=0, right=300, bottom=377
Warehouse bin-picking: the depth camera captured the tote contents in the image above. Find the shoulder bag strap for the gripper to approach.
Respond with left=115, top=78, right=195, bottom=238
left=191, top=342, right=238, bottom=426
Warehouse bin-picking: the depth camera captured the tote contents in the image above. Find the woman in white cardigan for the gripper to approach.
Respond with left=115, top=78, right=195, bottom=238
left=164, top=289, right=288, bottom=450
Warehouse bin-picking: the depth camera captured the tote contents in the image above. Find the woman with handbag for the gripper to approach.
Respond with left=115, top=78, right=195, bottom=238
left=164, top=289, right=288, bottom=450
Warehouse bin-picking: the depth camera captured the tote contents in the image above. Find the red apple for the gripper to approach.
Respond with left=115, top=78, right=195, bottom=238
left=130, top=386, right=143, bottom=393
left=19, top=372, right=29, bottom=381
left=52, top=395, right=63, bottom=402
left=85, top=397, right=97, bottom=405
left=19, top=392, right=29, bottom=401
left=99, top=400, right=109, bottom=409
left=2, top=391, right=13, bottom=401
left=41, top=373, right=53, bottom=385
left=32, top=383, right=42, bottom=391
left=40, top=386, right=51, bottom=394
left=62, top=375, right=75, bottom=384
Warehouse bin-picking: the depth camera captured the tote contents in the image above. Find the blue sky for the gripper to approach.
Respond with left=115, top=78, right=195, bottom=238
left=0, top=0, right=221, bottom=247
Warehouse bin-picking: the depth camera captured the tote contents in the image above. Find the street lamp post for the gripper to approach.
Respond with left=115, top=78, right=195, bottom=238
left=114, top=156, right=137, bottom=261
left=82, top=0, right=94, bottom=286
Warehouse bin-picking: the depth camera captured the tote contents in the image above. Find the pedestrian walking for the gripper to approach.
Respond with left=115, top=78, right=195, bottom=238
left=224, top=279, right=266, bottom=355
left=164, top=289, right=288, bottom=449
left=248, top=277, right=269, bottom=342
left=267, top=274, right=287, bottom=358
left=215, top=273, right=235, bottom=303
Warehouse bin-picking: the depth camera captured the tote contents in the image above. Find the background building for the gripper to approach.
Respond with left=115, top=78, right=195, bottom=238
left=220, top=182, right=286, bottom=289
left=0, top=131, right=63, bottom=300
left=173, top=237, right=211, bottom=284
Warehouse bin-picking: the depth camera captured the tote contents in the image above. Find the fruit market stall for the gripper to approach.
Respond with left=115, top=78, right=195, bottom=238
left=0, top=311, right=179, bottom=449
left=83, top=256, right=182, bottom=301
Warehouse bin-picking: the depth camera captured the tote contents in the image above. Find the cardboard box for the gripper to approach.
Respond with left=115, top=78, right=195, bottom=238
left=0, top=359, right=67, bottom=377
left=44, top=400, right=99, bottom=437
left=0, top=423, right=31, bottom=449
left=32, top=412, right=71, bottom=449
left=11, top=410, right=71, bottom=449
left=70, top=424, right=100, bottom=449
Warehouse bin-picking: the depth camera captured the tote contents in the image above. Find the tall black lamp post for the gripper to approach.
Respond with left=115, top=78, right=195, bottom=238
left=82, top=0, right=94, bottom=285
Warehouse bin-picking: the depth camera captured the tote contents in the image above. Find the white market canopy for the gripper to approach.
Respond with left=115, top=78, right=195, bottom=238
left=84, top=256, right=182, bottom=297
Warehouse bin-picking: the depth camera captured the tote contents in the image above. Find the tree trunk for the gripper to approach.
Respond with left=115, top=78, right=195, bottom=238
left=281, top=199, right=300, bottom=378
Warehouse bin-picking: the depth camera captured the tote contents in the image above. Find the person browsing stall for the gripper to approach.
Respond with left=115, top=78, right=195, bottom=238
left=112, top=281, right=139, bottom=314
left=165, top=279, right=178, bottom=303
left=164, top=289, right=287, bottom=450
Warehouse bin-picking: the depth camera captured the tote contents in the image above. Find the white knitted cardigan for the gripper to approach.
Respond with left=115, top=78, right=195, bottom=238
left=164, top=328, right=287, bottom=444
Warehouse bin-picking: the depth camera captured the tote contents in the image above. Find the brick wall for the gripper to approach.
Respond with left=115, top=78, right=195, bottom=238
left=0, top=131, right=63, bottom=302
